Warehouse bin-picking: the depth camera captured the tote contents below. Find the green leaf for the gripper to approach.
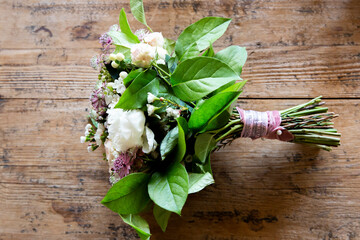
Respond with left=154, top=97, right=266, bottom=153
left=171, top=57, right=239, bottom=102
left=175, top=117, right=188, bottom=163
left=193, top=152, right=212, bottom=174
left=222, top=80, right=247, bottom=92
left=130, top=0, right=150, bottom=30
left=175, top=17, right=231, bottom=61
left=119, top=8, right=140, bottom=43
left=123, top=68, right=144, bottom=87
left=188, top=172, right=215, bottom=194
left=167, top=56, right=178, bottom=74
left=215, top=46, right=247, bottom=75
left=202, top=43, right=214, bottom=57
left=160, top=126, right=179, bottom=161
left=120, top=214, right=151, bottom=240
left=188, top=91, right=242, bottom=132
left=101, top=173, right=150, bottom=214
left=153, top=204, right=171, bottom=232
left=194, top=133, right=216, bottom=164
left=115, top=70, right=160, bottom=109
left=202, top=110, right=230, bottom=132
left=164, top=38, right=176, bottom=55
left=108, top=31, right=138, bottom=48
left=148, top=163, right=189, bottom=215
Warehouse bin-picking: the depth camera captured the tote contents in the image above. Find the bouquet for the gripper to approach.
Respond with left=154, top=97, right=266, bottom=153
left=81, top=0, right=341, bottom=238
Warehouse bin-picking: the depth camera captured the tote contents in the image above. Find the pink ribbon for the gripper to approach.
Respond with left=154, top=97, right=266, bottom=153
left=236, top=107, right=294, bottom=142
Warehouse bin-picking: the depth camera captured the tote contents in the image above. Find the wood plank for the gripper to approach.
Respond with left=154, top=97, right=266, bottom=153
left=1, top=98, right=359, bottom=239
left=1, top=0, right=359, bottom=49
left=1, top=44, right=359, bottom=99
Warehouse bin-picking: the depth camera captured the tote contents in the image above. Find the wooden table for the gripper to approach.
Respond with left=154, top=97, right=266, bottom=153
left=1, top=0, right=359, bottom=239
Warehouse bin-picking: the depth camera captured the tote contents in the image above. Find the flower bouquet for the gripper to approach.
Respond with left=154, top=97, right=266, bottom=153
left=81, top=0, right=341, bottom=238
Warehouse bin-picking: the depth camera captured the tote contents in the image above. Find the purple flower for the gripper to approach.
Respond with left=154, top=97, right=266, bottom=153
left=112, top=152, right=134, bottom=178
left=99, top=33, right=113, bottom=52
left=90, top=83, right=107, bottom=116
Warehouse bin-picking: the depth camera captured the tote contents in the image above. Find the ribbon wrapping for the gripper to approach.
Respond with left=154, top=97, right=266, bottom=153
left=236, top=107, right=294, bottom=142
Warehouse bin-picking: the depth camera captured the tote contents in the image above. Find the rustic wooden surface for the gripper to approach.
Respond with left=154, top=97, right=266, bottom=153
left=1, top=0, right=359, bottom=239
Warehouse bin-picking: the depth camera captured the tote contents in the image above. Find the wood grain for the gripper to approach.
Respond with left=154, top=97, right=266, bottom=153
left=0, top=0, right=359, bottom=239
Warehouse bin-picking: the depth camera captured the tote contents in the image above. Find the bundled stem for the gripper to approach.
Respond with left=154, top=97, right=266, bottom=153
left=214, top=96, right=341, bottom=151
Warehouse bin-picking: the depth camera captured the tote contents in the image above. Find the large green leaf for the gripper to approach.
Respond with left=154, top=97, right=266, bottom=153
left=188, top=90, right=242, bottom=132
left=202, top=110, right=230, bottom=132
left=175, top=17, right=231, bottom=61
left=160, top=126, right=178, bottom=160
left=101, top=173, right=150, bottom=214
left=194, top=133, right=216, bottom=164
left=202, top=82, right=246, bottom=131
left=108, top=31, right=138, bottom=48
left=153, top=204, right=171, bottom=232
left=164, top=38, right=176, bottom=55
left=174, top=117, right=188, bottom=164
left=130, top=0, right=150, bottom=29
left=215, top=46, right=247, bottom=75
left=123, top=68, right=144, bottom=87
left=193, top=152, right=213, bottom=174
left=188, top=172, right=215, bottom=194
left=148, top=163, right=189, bottom=215
left=119, top=8, right=140, bottom=43
left=120, top=214, right=151, bottom=240
left=170, top=57, right=239, bottom=102
left=115, top=70, right=159, bottom=109
left=201, top=43, right=214, bottom=57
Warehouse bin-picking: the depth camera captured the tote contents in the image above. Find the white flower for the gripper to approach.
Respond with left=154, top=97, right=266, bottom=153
left=108, top=94, right=120, bottom=109
left=116, top=53, right=125, bottom=62
left=172, top=109, right=181, bottom=119
left=144, top=32, right=164, bottom=48
left=147, top=92, right=157, bottom=103
left=166, top=107, right=181, bottom=119
left=147, top=104, right=155, bottom=116
left=85, top=124, right=92, bottom=135
left=105, top=139, right=117, bottom=163
left=111, top=61, right=119, bottom=68
left=94, top=124, right=105, bottom=146
left=142, top=126, right=157, bottom=154
left=106, top=108, right=146, bottom=152
left=107, top=82, right=114, bottom=88
left=109, top=54, right=117, bottom=61
left=156, top=47, right=168, bottom=60
left=119, top=71, right=128, bottom=79
left=156, top=59, right=166, bottom=65
left=89, top=109, right=98, bottom=120
left=113, top=79, right=126, bottom=95
left=131, top=43, right=156, bottom=68
left=80, top=136, right=86, bottom=143
left=87, top=146, right=92, bottom=152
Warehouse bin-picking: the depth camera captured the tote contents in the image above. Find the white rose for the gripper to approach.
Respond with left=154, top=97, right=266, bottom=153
left=142, top=126, right=157, bottom=154
left=131, top=43, right=156, bottom=68
left=106, top=108, right=145, bottom=152
left=144, top=32, right=164, bottom=48
left=156, top=47, right=168, bottom=60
